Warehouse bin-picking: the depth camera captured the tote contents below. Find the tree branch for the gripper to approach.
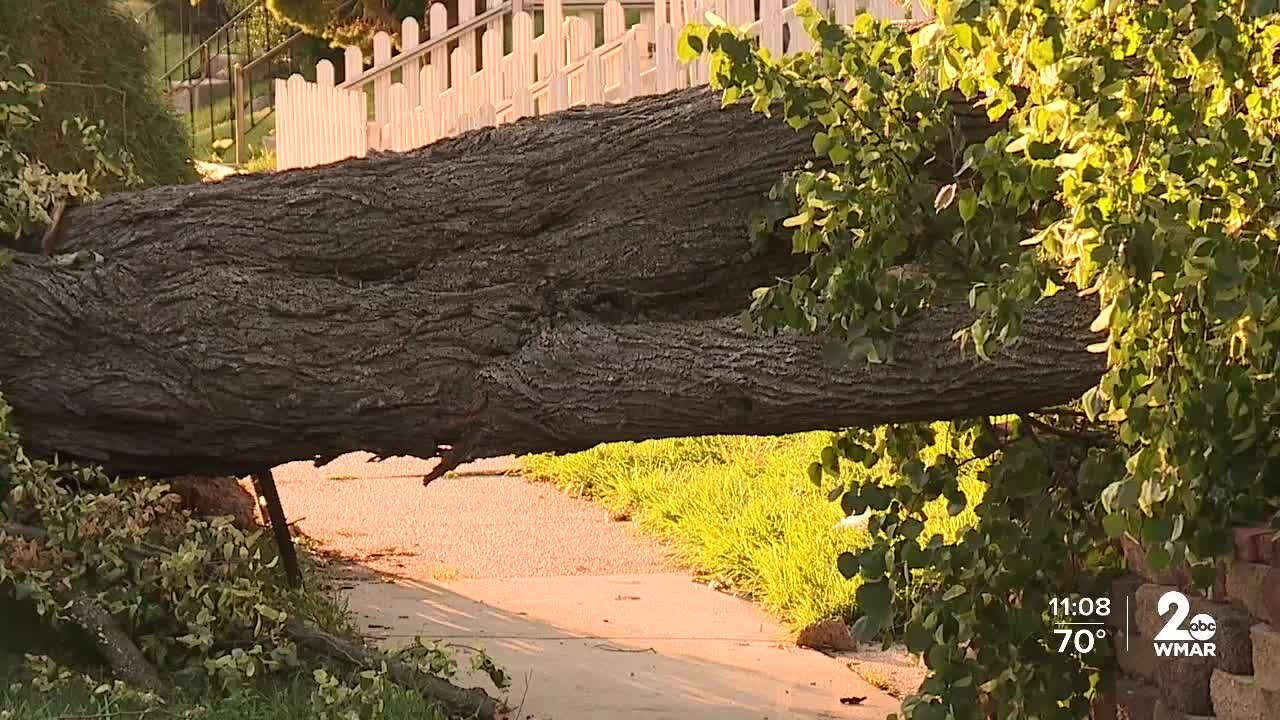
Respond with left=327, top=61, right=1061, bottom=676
left=59, top=590, right=164, bottom=695
left=286, top=619, right=501, bottom=720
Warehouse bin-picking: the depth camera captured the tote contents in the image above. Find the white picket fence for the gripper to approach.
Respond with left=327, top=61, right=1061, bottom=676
left=273, top=0, right=930, bottom=170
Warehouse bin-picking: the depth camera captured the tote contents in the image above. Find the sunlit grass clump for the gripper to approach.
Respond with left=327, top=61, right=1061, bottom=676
left=522, top=428, right=985, bottom=632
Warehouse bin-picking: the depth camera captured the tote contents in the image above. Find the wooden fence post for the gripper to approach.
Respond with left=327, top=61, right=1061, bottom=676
left=269, top=0, right=936, bottom=170
left=401, top=17, right=422, bottom=109
left=233, top=63, right=247, bottom=165
left=372, top=31, right=393, bottom=127
left=545, top=0, right=566, bottom=73
left=273, top=78, right=287, bottom=169
left=584, top=51, right=603, bottom=104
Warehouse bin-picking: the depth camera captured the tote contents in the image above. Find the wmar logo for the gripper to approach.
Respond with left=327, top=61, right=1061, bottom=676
left=1152, top=590, right=1217, bottom=657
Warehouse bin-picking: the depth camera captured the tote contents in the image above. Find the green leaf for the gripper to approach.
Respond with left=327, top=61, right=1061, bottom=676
left=957, top=189, right=977, bottom=223
left=911, top=701, right=947, bottom=720
left=807, top=461, right=823, bottom=486
left=1146, top=546, right=1172, bottom=572
left=1005, top=135, right=1029, bottom=154
left=813, top=132, right=831, bottom=156
left=1190, top=562, right=1219, bottom=590
left=861, top=485, right=892, bottom=510
left=1054, top=151, right=1085, bottom=169
left=782, top=211, right=810, bottom=228
left=851, top=613, right=883, bottom=642
left=837, top=552, right=859, bottom=579
left=1101, top=480, right=1138, bottom=512
left=841, top=490, right=865, bottom=516
left=1029, top=37, right=1056, bottom=68
left=1090, top=300, right=1115, bottom=333
left=904, top=620, right=933, bottom=653
left=860, top=549, right=887, bottom=580
left=899, top=517, right=924, bottom=539
left=1102, top=513, right=1127, bottom=539
left=856, top=579, right=892, bottom=621
left=902, top=540, right=929, bottom=569
left=1142, top=518, right=1173, bottom=545
left=821, top=445, right=840, bottom=476
left=677, top=31, right=704, bottom=62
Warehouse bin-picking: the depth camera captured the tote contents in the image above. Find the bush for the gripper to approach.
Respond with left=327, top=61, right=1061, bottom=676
left=0, top=388, right=496, bottom=718
left=1, top=49, right=138, bottom=241
left=267, top=0, right=429, bottom=47
left=0, top=0, right=194, bottom=188
left=688, top=1, right=1280, bottom=718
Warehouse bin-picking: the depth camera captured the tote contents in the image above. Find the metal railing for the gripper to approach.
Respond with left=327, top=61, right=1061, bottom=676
left=135, top=0, right=308, bottom=163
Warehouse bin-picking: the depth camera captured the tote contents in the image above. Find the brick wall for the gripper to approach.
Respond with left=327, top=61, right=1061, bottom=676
left=1099, top=529, right=1279, bottom=720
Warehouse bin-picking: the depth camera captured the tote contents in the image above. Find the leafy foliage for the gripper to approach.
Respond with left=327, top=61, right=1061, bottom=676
left=0, top=50, right=138, bottom=242
left=0, top=390, right=496, bottom=718
left=685, top=0, right=1280, bottom=717
left=0, top=0, right=194, bottom=187
left=265, top=0, right=428, bottom=47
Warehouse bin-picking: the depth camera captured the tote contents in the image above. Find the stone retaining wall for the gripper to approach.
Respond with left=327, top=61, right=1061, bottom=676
left=1097, top=529, right=1279, bottom=720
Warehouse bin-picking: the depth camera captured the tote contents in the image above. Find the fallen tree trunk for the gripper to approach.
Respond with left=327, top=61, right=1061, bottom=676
left=0, top=87, right=1102, bottom=477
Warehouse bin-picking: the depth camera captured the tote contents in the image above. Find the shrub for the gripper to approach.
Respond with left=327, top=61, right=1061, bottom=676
left=0, top=0, right=194, bottom=188
left=687, top=1, right=1280, bottom=718
left=1, top=49, right=138, bottom=241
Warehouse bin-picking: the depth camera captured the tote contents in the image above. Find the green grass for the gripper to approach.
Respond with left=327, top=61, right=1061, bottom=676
left=184, top=91, right=245, bottom=132
left=521, top=430, right=986, bottom=633
left=242, top=149, right=278, bottom=173
left=191, top=108, right=274, bottom=161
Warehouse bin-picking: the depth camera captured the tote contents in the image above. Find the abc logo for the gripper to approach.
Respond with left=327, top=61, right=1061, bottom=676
left=1153, top=591, right=1219, bottom=657
left=1187, top=613, right=1217, bottom=641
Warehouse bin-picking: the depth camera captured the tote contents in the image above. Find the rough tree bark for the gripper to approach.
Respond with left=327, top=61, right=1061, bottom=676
left=61, top=590, right=166, bottom=694
left=0, top=87, right=1102, bottom=478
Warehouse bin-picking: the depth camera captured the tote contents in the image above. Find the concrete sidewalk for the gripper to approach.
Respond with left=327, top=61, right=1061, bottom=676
left=274, top=453, right=896, bottom=719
